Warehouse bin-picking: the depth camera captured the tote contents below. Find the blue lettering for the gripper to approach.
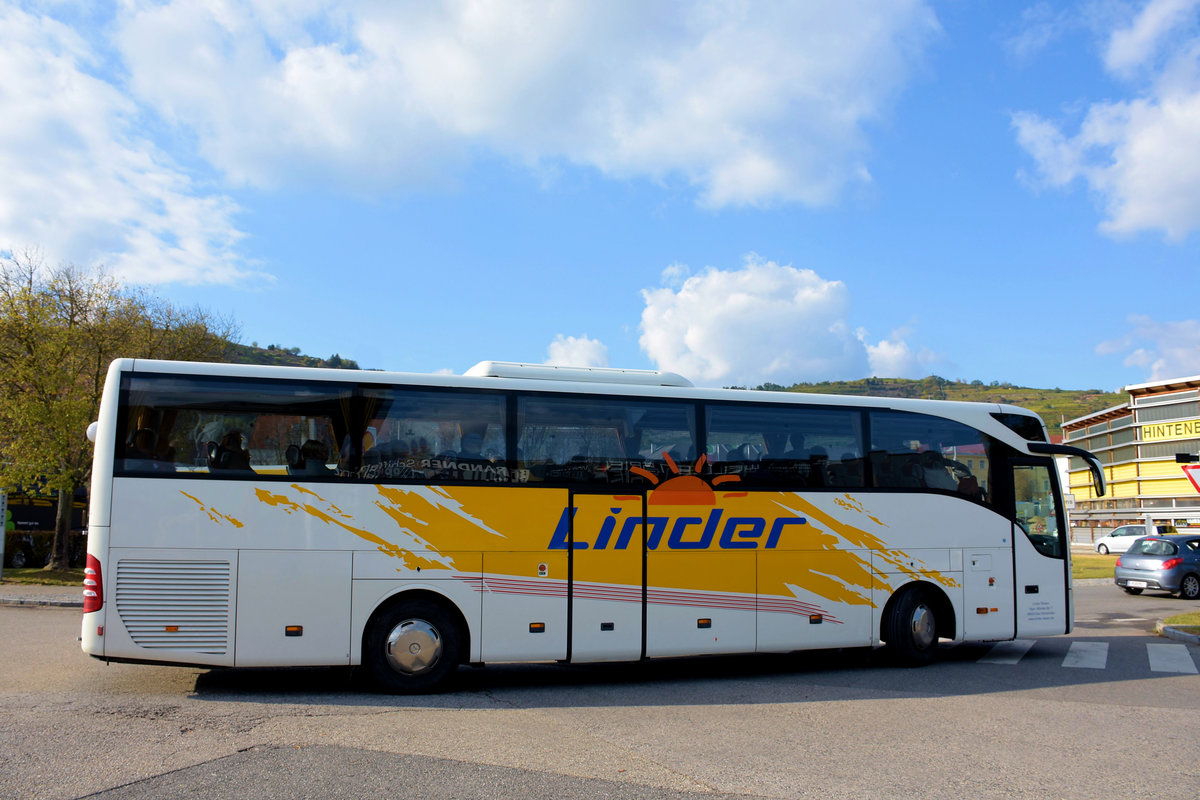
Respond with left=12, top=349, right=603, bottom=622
left=615, top=516, right=640, bottom=550
left=667, top=516, right=709, bottom=549
left=720, top=517, right=764, bottom=548
left=547, top=507, right=586, bottom=550
left=766, top=517, right=806, bottom=548
left=552, top=508, right=807, bottom=551
left=592, top=507, right=624, bottom=550
left=646, top=517, right=668, bottom=550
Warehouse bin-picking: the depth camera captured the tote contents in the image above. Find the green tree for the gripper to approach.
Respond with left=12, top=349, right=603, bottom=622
left=0, top=252, right=239, bottom=570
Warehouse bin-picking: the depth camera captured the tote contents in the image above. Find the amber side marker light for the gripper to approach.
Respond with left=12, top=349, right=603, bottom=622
left=529, top=622, right=546, bottom=633
left=285, top=626, right=304, bottom=637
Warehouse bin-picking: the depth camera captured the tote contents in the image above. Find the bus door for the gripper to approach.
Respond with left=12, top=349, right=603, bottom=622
left=568, top=491, right=644, bottom=662
left=1011, top=460, right=1070, bottom=636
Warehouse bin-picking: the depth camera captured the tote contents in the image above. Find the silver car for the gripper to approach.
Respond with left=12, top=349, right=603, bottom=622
left=1114, top=534, right=1200, bottom=600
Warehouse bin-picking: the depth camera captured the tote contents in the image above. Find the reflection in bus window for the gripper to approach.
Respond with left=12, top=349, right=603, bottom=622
left=706, top=404, right=864, bottom=488
left=517, top=396, right=696, bottom=486
left=360, top=388, right=509, bottom=483
left=869, top=411, right=990, bottom=503
left=117, top=375, right=350, bottom=477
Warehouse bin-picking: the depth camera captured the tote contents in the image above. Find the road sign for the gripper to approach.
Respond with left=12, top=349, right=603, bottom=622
left=1183, top=464, right=1200, bottom=493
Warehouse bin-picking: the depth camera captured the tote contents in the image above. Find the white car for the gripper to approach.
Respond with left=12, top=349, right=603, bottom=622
left=1094, top=524, right=1173, bottom=555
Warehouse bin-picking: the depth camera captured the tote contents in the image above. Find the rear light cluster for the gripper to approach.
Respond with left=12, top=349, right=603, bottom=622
left=1162, top=557, right=1183, bottom=571
left=83, top=554, right=103, bottom=613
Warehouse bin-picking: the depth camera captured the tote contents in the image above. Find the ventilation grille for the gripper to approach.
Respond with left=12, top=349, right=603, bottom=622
left=115, top=559, right=232, bottom=654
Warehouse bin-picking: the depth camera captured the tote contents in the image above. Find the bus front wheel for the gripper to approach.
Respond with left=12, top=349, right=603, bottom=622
left=363, top=598, right=463, bottom=693
left=884, top=587, right=939, bottom=667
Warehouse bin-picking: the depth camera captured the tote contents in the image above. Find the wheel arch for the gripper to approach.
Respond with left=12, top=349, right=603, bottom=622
left=360, top=587, right=473, bottom=668
left=879, top=580, right=957, bottom=644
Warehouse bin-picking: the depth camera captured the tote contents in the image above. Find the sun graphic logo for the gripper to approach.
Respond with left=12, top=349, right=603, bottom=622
left=629, top=452, right=743, bottom=505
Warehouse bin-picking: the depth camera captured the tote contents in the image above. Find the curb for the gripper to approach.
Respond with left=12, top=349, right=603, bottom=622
left=1157, top=622, right=1200, bottom=645
left=0, top=597, right=83, bottom=608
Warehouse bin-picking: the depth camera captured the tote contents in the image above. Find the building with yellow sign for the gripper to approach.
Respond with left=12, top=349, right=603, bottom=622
left=1063, top=374, right=1200, bottom=536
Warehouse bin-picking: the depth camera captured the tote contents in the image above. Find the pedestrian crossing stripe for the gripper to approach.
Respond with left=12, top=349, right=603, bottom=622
left=1147, top=643, right=1199, bottom=674
left=977, top=640, right=1197, bottom=673
left=1062, top=641, right=1108, bottom=669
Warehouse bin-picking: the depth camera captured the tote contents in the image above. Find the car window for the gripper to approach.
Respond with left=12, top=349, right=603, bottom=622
left=1126, top=538, right=1178, bottom=556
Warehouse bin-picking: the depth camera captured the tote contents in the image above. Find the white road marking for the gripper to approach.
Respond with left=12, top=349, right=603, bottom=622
left=1147, top=643, right=1199, bottom=674
left=1062, top=641, right=1108, bottom=669
left=979, top=639, right=1036, bottom=665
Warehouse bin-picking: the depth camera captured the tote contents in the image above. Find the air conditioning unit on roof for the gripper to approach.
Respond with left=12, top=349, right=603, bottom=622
left=464, top=361, right=693, bottom=387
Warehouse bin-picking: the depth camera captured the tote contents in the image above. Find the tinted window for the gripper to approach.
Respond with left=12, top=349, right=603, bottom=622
left=517, top=395, right=695, bottom=486
left=706, top=404, right=864, bottom=488
left=359, top=388, right=509, bottom=483
left=118, top=374, right=353, bottom=477
left=1127, top=538, right=1179, bottom=556
left=869, top=411, right=990, bottom=502
left=991, top=412, right=1047, bottom=442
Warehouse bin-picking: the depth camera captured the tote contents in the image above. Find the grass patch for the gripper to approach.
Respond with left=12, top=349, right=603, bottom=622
left=1071, top=552, right=1115, bottom=581
left=1, top=568, right=84, bottom=586
left=1163, top=611, right=1200, bottom=634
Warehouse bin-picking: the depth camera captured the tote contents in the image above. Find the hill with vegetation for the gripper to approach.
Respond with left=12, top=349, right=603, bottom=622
left=228, top=342, right=361, bottom=370
left=746, top=376, right=1124, bottom=437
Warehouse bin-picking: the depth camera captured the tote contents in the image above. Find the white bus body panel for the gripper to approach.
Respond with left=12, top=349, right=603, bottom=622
left=104, top=547, right=238, bottom=667
left=235, top=549, right=351, bottom=666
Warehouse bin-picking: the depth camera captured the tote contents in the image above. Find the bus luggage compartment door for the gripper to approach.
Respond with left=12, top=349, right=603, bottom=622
left=568, top=492, right=644, bottom=662
left=235, top=549, right=352, bottom=666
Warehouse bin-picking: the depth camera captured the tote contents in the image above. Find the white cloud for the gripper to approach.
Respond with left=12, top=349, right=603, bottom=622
left=0, top=5, right=258, bottom=284
left=545, top=334, right=609, bottom=368
left=638, top=255, right=935, bottom=386
left=2, top=1, right=940, bottom=284
left=1014, top=0, right=1200, bottom=240
left=860, top=326, right=940, bottom=378
left=1098, top=315, right=1200, bottom=379
left=112, top=0, right=939, bottom=207
left=1105, top=0, right=1200, bottom=77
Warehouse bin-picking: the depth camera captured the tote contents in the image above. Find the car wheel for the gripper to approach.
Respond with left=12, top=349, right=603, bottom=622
left=363, top=598, right=462, bottom=693
left=1122, top=587, right=1143, bottom=595
left=1097, top=544, right=1109, bottom=555
left=1178, top=574, right=1200, bottom=601
left=10, top=548, right=29, bottom=569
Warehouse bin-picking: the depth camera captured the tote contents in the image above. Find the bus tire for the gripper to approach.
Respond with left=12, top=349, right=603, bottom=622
left=883, top=586, right=939, bottom=667
left=363, top=598, right=462, bottom=694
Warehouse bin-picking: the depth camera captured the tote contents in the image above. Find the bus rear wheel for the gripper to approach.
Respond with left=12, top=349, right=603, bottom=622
left=363, top=598, right=462, bottom=693
left=884, top=587, right=939, bottom=667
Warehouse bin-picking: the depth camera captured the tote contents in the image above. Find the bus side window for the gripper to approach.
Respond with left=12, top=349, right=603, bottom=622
left=363, top=388, right=508, bottom=484
left=706, top=403, right=864, bottom=490
left=517, top=395, right=695, bottom=487
left=869, top=411, right=990, bottom=503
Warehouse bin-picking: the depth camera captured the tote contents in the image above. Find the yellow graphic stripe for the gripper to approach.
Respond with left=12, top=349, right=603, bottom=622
left=179, top=491, right=244, bottom=528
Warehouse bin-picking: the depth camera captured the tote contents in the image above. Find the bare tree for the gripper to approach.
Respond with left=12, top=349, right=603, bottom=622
left=0, top=251, right=239, bottom=570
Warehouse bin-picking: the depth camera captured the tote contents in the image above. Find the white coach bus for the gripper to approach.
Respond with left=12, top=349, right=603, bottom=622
left=81, top=359, right=1105, bottom=691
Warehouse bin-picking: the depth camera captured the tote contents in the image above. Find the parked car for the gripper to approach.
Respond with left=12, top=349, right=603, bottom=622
left=1094, top=524, right=1174, bottom=555
left=1114, top=534, right=1200, bottom=599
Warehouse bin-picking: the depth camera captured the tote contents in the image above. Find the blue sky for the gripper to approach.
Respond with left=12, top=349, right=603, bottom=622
left=3, top=1, right=1200, bottom=391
